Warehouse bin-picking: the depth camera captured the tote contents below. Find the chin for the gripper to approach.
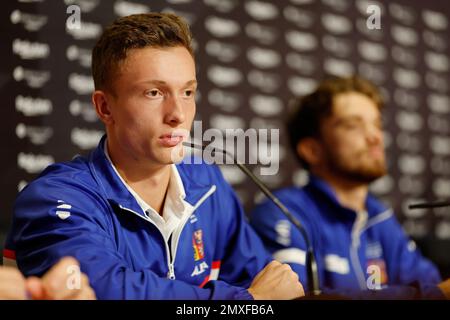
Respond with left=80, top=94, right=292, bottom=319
left=162, top=145, right=185, bottom=164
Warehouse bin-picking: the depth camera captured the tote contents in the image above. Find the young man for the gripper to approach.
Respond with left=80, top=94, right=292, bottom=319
left=250, top=76, right=445, bottom=299
left=4, top=13, right=304, bottom=300
left=0, top=257, right=95, bottom=300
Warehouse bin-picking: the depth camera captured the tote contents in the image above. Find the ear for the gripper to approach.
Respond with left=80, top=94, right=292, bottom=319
left=296, top=138, right=323, bottom=167
left=92, top=90, right=114, bottom=125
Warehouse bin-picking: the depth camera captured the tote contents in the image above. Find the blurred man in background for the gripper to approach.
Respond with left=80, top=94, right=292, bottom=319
left=250, top=76, right=446, bottom=299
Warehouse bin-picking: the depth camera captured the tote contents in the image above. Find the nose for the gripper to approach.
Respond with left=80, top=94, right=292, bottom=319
left=366, top=124, right=383, bottom=146
left=163, top=95, right=185, bottom=126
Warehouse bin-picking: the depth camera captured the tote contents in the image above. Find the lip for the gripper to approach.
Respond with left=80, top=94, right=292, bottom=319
left=158, top=132, right=186, bottom=147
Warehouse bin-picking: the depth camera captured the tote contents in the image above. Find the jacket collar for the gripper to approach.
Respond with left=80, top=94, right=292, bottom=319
left=88, top=135, right=214, bottom=218
left=305, top=174, right=389, bottom=221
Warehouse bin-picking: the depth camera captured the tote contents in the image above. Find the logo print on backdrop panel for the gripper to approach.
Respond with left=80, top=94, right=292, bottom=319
left=68, top=73, right=95, bottom=95
left=71, top=128, right=104, bottom=150
left=427, top=93, right=450, bottom=114
left=13, top=39, right=50, bottom=60
left=69, top=100, right=99, bottom=123
left=358, top=62, right=387, bottom=84
left=66, top=45, right=92, bottom=68
left=16, top=123, right=53, bottom=145
left=394, top=89, right=420, bottom=110
left=64, top=0, right=100, bottom=13
left=207, top=89, right=242, bottom=112
left=396, top=132, right=423, bottom=153
left=395, top=110, right=423, bottom=132
left=422, top=10, right=448, bottom=31
left=66, top=21, right=102, bottom=40
left=425, top=52, right=449, bottom=73
left=244, top=1, right=279, bottom=21
left=247, top=70, right=281, bottom=93
left=246, top=47, right=281, bottom=69
left=391, top=25, right=419, bottom=47
left=321, top=13, right=353, bottom=35
left=203, top=0, right=239, bottom=14
left=287, top=76, right=317, bottom=96
left=430, top=136, right=450, bottom=157
left=397, top=154, right=426, bottom=176
left=15, top=96, right=53, bottom=116
left=113, top=0, right=150, bottom=17
left=398, top=176, right=426, bottom=196
left=430, top=157, right=450, bottom=176
left=285, top=52, right=318, bottom=75
left=285, top=30, right=318, bottom=51
left=204, top=16, right=240, bottom=38
left=13, top=66, right=50, bottom=88
left=205, top=40, right=240, bottom=63
left=323, top=58, right=354, bottom=77
left=436, top=221, right=450, bottom=240
left=433, top=178, right=450, bottom=199
left=393, top=68, right=421, bottom=89
left=391, top=46, right=418, bottom=67
left=423, top=31, right=447, bottom=52
left=389, top=3, right=416, bottom=25
left=425, top=73, right=449, bottom=93
left=428, top=115, right=450, bottom=134
left=249, top=95, right=283, bottom=117
left=245, top=22, right=278, bottom=45
left=369, top=175, right=394, bottom=195
left=17, top=153, right=55, bottom=174
left=358, top=41, right=387, bottom=63
left=283, top=6, right=314, bottom=28
left=321, top=0, right=351, bottom=12
left=10, top=10, right=48, bottom=32
left=207, top=65, right=243, bottom=88
left=322, top=35, right=353, bottom=58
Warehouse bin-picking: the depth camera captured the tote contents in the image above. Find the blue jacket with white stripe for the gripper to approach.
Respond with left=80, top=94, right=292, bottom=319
left=4, top=136, right=272, bottom=300
left=250, top=175, right=443, bottom=299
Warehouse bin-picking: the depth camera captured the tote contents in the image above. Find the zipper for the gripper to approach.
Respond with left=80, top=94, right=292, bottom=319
left=117, top=184, right=216, bottom=281
left=118, top=205, right=175, bottom=280
left=167, top=185, right=217, bottom=280
left=349, top=210, right=368, bottom=290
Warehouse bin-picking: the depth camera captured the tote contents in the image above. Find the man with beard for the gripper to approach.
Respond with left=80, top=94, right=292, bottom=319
left=250, top=76, right=444, bottom=298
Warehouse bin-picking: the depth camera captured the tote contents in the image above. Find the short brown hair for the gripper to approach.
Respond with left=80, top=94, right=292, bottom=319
left=92, top=13, right=194, bottom=91
left=287, top=76, right=383, bottom=169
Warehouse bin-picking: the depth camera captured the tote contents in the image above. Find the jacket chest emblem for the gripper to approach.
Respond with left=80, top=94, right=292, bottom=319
left=193, top=229, right=205, bottom=261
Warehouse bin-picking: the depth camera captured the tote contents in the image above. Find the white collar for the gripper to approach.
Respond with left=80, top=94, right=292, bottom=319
left=103, top=139, right=187, bottom=218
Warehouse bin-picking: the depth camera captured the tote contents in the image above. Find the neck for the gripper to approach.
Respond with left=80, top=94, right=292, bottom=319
left=106, top=139, right=171, bottom=214
left=312, top=169, right=368, bottom=212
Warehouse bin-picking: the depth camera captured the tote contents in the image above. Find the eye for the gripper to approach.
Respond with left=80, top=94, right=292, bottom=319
left=184, top=89, right=195, bottom=97
left=145, top=89, right=162, bottom=98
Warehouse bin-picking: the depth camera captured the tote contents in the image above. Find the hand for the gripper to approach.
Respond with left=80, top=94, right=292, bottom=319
left=438, top=278, right=450, bottom=300
left=0, top=267, right=28, bottom=300
left=248, top=260, right=305, bottom=300
left=26, top=257, right=96, bottom=300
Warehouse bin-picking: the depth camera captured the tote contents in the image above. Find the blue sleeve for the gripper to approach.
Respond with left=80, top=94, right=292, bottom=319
left=6, top=178, right=253, bottom=300
left=381, top=215, right=442, bottom=290
left=249, top=193, right=313, bottom=289
left=208, top=166, right=272, bottom=288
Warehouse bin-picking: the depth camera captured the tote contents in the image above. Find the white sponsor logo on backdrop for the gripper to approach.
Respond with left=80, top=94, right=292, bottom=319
left=16, top=95, right=53, bottom=116
left=13, top=66, right=50, bottom=88
left=10, top=10, right=48, bottom=31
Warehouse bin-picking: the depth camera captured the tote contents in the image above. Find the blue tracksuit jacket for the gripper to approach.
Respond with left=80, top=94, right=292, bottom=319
left=4, top=136, right=272, bottom=300
left=250, top=175, right=443, bottom=299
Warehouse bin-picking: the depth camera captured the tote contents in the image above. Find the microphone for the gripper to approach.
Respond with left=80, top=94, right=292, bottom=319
left=409, top=201, right=450, bottom=209
left=183, top=141, right=321, bottom=296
